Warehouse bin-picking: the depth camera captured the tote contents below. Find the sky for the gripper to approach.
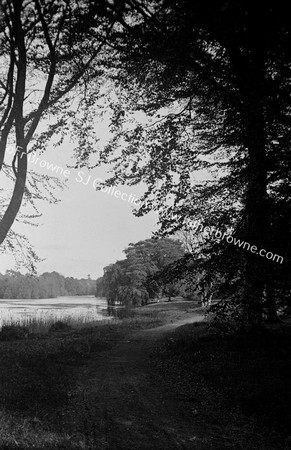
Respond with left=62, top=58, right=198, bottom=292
left=0, top=120, right=158, bottom=280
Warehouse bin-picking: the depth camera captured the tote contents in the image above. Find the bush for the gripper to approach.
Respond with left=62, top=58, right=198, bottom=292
left=49, top=321, right=73, bottom=333
left=209, top=298, right=245, bottom=334
left=0, top=324, right=29, bottom=341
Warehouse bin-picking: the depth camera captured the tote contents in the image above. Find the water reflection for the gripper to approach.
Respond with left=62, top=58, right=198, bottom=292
left=0, top=296, right=136, bottom=326
left=0, top=296, right=110, bottom=326
left=107, top=305, right=133, bottom=319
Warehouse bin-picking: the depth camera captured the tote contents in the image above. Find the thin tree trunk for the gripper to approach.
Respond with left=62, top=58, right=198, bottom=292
left=0, top=149, right=27, bottom=245
left=265, top=279, right=281, bottom=323
left=0, top=1, right=27, bottom=246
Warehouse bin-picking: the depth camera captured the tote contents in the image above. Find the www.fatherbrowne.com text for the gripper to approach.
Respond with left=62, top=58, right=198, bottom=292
left=184, top=219, right=283, bottom=264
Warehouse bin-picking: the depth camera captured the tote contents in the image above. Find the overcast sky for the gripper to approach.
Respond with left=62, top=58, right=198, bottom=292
left=0, top=118, right=158, bottom=279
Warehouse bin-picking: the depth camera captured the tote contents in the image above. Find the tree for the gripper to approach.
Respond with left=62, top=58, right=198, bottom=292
left=101, top=238, right=185, bottom=306
left=125, top=238, right=185, bottom=300
left=102, top=260, right=132, bottom=306
left=92, top=0, right=291, bottom=328
left=0, top=0, right=117, bottom=264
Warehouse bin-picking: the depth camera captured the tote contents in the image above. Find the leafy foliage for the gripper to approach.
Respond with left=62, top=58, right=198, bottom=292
left=91, top=0, right=291, bottom=328
left=97, top=238, right=185, bottom=306
left=0, top=0, right=117, bottom=263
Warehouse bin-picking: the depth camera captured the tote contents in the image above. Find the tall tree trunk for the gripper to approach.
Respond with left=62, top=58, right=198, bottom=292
left=232, top=15, right=269, bottom=329
left=242, top=104, right=267, bottom=327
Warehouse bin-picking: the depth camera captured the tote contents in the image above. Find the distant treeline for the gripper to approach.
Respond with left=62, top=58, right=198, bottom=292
left=0, top=271, right=96, bottom=299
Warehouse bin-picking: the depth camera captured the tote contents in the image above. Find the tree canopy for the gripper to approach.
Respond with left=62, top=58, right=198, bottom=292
left=91, top=0, right=291, bottom=328
left=97, top=238, right=185, bottom=306
left=0, top=0, right=117, bottom=269
left=1, top=1, right=290, bottom=328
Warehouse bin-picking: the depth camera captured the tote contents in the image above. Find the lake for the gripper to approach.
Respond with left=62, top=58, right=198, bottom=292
left=0, top=295, right=114, bottom=327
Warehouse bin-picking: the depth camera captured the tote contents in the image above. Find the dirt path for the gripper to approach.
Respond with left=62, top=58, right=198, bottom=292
left=60, top=313, right=223, bottom=449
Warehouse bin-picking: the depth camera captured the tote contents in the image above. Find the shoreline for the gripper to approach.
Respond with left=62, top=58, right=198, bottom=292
left=0, top=301, right=289, bottom=449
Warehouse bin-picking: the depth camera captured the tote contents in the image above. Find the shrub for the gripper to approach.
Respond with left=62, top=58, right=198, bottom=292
left=49, top=321, right=73, bottom=333
left=0, top=324, right=29, bottom=341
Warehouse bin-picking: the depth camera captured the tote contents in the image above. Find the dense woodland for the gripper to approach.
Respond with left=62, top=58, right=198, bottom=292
left=0, top=271, right=95, bottom=299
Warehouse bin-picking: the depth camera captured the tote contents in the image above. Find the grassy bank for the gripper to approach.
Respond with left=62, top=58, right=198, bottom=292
left=0, top=298, right=203, bottom=336
left=1, top=301, right=289, bottom=449
left=0, top=300, right=201, bottom=449
left=152, top=320, right=291, bottom=449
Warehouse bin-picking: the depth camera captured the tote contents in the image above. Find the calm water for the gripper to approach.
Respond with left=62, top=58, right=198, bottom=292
left=0, top=295, right=113, bottom=326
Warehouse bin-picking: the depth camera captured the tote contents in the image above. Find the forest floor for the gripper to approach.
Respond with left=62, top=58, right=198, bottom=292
left=0, top=300, right=290, bottom=449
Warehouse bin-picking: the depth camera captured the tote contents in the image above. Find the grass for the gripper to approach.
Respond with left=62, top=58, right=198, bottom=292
left=153, top=320, right=291, bottom=449
left=0, top=298, right=202, bottom=338
left=0, top=300, right=201, bottom=449
left=0, top=320, right=125, bottom=449
left=1, top=300, right=289, bottom=450
left=0, top=310, right=113, bottom=335
left=0, top=409, right=86, bottom=449
left=6, top=300, right=286, bottom=449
